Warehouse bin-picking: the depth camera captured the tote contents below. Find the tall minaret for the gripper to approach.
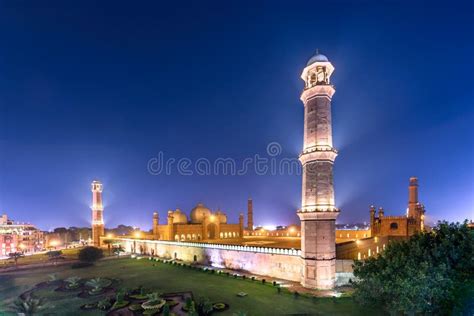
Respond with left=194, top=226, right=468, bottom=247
left=247, top=198, right=253, bottom=230
left=408, top=177, right=419, bottom=218
left=297, top=51, right=339, bottom=290
left=91, top=180, right=105, bottom=247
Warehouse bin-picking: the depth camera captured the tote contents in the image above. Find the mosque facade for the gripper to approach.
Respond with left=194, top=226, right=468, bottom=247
left=151, top=203, right=244, bottom=242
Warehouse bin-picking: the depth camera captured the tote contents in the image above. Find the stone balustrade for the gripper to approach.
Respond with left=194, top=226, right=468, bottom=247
left=116, top=238, right=301, bottom=256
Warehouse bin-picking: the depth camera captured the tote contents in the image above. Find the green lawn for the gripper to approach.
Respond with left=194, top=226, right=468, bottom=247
left=0, top=257, right=379, bottom=315
left=0, top=248, right=83, bottom=269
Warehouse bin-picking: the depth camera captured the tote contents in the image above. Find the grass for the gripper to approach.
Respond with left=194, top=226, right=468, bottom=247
left=0, top=248, right=82, bottom=268
left=0, top=257, right=380, bottom=315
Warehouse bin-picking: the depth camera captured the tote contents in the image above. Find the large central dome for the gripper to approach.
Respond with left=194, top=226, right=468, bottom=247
left=190, top=203, right=211, bottom=223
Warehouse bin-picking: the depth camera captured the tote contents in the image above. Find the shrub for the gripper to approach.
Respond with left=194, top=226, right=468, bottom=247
left=272, top=281, right=277, bottom=286
left=212, top=302, right=227, bottom=311
left=78, top=247, right=103, bottom=263
left=184, top=297, right=193, bottom=311
left=12, top=296, right=45, bottom=314
left=261, top=279, right=266, bottom=284
left=293, top=291, right=299, bottom=299
left=85, top=277, right=112, bottom=295
left=97, top=298, right=111, bottom=311
left=162, top=304, right=170, bottom=316
left=251, top=276, right=255, bottom=281
left=277, top=287, right=282, bottom=294
left=242, top=275, right=246, bottom=280
left=65, top=276, right=81, bottom=289
left=196, top=297, right=213, bottom=316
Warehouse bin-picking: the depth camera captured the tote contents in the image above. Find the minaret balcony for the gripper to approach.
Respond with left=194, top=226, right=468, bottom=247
left=299, top=149, right=337, bottom=165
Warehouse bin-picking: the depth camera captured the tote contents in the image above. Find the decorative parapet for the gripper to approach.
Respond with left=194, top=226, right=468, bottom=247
left=116, top=238, right=301, bottom=256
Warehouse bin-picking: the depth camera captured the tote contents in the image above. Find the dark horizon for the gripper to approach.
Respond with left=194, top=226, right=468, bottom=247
left=1, top=1, right=473, bottom=231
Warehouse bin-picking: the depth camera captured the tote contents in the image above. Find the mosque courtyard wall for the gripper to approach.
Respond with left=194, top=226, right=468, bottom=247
left=115, top=238, right=353, bottom=285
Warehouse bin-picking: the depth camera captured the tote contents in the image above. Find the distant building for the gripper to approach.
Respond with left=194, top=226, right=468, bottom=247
left=0, top=214, right=44, bottom=257
left=370, top=177, right=425, bottom=237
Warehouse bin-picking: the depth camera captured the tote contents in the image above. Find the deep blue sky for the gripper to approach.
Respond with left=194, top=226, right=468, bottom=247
left=0, top=1, right=473, bottom=231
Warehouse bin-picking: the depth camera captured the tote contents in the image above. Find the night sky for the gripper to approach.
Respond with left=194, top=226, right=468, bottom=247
left=1, top=1, right=473, bottom=231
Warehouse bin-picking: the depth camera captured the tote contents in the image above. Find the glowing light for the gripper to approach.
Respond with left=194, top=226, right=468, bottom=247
left=289, top=227, right=296, bottom=233
left=18, top=243, right=26, bottom=250
left=210, top=215, right=216, bottom=222
left=262, top=225, right=276, bottom=231
left=356, top=239, right=361, bottom=246
left=134, top=231, right=141, bottom=239
left=106, top=233, right=114, bottom=238
left=50, top=240, right=59, bottom=247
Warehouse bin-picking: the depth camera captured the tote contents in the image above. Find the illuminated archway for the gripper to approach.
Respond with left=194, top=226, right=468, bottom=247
left=207, top=223, right=217, bottom=239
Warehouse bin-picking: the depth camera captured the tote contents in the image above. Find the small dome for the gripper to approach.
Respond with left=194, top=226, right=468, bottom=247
left=215, top=211, right=227, bottom=224
left=307, top=52, right=329, bottom=66
left=190, top=203, right=211, bottom=223
left=171, top=209, right=188, bottom=224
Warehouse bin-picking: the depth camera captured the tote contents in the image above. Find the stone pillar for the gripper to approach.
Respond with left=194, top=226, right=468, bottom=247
left=247, top=198, right=253, bottom=230
left=91, top=180, right=105, bottom=247
left=152, top=212, right=159, bottom=239
left=297, top=52, right=339, bottom=290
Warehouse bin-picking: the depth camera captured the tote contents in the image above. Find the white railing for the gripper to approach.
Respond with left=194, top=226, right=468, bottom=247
left=117, top=238, right=301, bottom=256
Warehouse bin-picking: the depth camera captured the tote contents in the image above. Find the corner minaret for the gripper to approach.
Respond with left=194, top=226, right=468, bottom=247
left=297, top=51, right=339, bottom=290
left=247, top=198, right=253, bottom=230
left=91, top=180, right=105, bottom=247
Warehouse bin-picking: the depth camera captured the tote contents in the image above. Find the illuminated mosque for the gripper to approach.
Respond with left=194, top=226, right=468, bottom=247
left=151, top=203, right=245, bottom=242
left=94, top=51, right=427, bottom=290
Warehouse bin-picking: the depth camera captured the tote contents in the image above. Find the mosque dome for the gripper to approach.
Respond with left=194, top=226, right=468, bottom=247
left=307, top=52, right=329, bottom=66
left=171, top=209, right=188, bottom=224
left=215, top=211, right=227, bottom=224
left=190, top=203, right=212, bottom=223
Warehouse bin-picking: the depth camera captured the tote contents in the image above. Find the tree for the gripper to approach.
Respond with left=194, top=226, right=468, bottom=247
left=352, top=221, right=474, bottom=315
left=8, top=252, right=24, bottom=267
left=78, top=246, right=103, bottom=263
